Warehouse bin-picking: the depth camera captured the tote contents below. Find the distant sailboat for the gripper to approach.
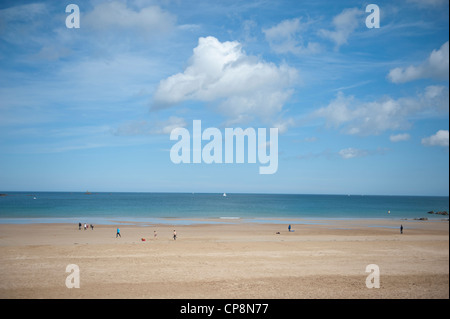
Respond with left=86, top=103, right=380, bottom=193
left=223, top=193, right=227, bottom=197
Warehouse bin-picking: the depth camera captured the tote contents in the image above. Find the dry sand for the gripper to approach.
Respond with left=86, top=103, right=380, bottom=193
left=0, top=219, right=448, bottom=299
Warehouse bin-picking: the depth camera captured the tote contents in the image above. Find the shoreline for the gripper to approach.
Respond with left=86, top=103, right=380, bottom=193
left=0, top=215, right=448, bottom=226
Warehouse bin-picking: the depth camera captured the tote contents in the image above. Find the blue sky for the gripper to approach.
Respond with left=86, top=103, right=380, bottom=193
left=0, top=0, right=448, bottom=195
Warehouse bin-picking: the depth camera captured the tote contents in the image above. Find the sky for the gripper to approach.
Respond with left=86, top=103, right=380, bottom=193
left=0, top=0, right=448, bottom=196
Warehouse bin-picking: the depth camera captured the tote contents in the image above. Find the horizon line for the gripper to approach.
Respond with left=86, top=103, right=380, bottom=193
left=0, top=190, right=448, bottom=198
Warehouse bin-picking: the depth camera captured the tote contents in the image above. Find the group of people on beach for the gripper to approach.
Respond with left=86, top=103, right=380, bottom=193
left=78, top=223, right=177, bottom=240
left=77, top=223, right=178, bottom=239
left=78, top=223, right=178, bottom=240
left=79, top=222, right=94, bottom=230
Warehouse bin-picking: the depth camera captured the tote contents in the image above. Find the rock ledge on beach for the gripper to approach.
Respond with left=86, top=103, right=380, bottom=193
left=427, top=211, right=449, bottom=216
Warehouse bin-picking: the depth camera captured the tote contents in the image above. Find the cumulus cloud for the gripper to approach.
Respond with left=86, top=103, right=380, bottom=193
left=388, top=41, right=449, bottom=83
left=84, top=1, right=176, bottom=34
left=390, top=133, right=410, bottom=142
left=152, top=36, right=298, bottom=130
left=318, top=8, right=363, bottom=50
left=421, top=130, right=449, bottom=147
left=314, top=85, right=448, bottom=136
left=263, top=17, right=320, bottom=55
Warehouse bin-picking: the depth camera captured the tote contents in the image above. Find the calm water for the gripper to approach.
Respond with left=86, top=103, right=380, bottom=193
left=0, top=192, right=448, bottom=224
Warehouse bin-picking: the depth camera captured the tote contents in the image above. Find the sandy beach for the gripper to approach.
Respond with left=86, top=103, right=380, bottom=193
left=0, top=219, right=448, bottom=299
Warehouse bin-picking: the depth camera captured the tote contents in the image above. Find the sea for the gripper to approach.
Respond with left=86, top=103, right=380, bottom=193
left=0, top=192, right=448, bottom=226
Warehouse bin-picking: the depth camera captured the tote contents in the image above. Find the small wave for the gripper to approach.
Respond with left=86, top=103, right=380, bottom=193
left=219, top=217, right=240, bottom=219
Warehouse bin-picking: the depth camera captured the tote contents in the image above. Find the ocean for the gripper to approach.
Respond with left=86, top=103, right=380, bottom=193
left=0, top=192, right=448, bottom=225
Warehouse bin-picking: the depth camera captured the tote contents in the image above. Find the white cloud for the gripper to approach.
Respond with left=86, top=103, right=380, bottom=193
left=314, top=85, right=448, bottom=136
left=156, top=116, right=187, bottom=135
left=0, top=3, right=47, bottom=31
left=114, top=116, right=186, bottom=136
left=388, top=41, right=449, bottom=83
left=0, top=3, right=51, bottom=46
left=390, top=133, right=410, bottom=142
left=263, top=17, right=320, bottom=55
left=84, top=1, right=176, bottom=34
left=338, top=147, right=388, bottom=159
left=422, top=130, right=449, bottom=147
left=271, top=117, right=295, bottom=134
left=424, top=85, right=446, bottom=99
left=338, top=147, right=368, bottom=159
left=152, top=36, right=298, bottom=129
left=318, top=8, right=363, bottom=50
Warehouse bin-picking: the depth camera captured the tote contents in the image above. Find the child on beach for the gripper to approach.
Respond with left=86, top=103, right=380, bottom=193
left=173, top=230, right=177, bottom=240
left=116, top=228, right=121, bottom=238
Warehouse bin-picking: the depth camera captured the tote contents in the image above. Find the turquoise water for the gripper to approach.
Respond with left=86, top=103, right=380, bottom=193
left=0, top=192, right=448, bottom=224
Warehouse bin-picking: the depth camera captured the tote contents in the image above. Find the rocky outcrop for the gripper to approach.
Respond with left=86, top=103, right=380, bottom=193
left=427, top=211, right=449, bottom=216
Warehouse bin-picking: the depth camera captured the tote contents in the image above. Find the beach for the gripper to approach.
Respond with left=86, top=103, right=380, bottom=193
left=0, top=219, right=448, bottom=299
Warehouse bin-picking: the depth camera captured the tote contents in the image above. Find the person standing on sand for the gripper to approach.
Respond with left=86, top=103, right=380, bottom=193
left=116, top=228, right=121, bottom=238
left=154, top=230, right=157, bottom=239
left=400, top=225, right=403, bottom=234
left=173, top=230, right=177, bottom=240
